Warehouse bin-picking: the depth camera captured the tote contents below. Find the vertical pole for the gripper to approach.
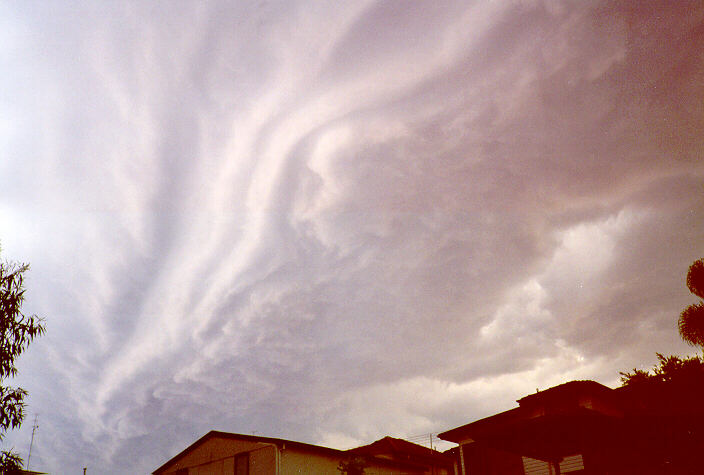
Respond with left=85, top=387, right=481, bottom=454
left=429, top=434, right=434, bottom=475
left=27, top=414, right=38, bottom=470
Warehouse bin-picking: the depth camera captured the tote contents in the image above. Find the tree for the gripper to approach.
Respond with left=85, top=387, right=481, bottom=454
left=620, top=353, right=704, bottom=386
left=620, top=259, right=704, bottom=385
left=678, top=258, right=704, bottom=347
left=0, top=257, right=45, bottom=471
left=0, top=450, right=22, bottom=473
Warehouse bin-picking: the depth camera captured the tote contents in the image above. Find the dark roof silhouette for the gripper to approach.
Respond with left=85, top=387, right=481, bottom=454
left=517, top=380, right=614, bottom=406
left=350, top=435, right=453, bottom=470
left=439, top=378, right=704, bottom=473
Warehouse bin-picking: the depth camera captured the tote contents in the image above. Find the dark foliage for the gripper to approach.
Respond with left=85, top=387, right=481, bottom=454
left=620, top=353, right=704, bottom=386
left=686, top=258, right=704, bottom=299
left=0, top=257, right=45, bottom=470
left=679, top=258, right=704, bottom=346
left=0, top=262, right=45, bottom=382
left=678, top=302, right=704, bottom=347
left=619, top=368, right=651, bottom=386
left=0, top=449, right=22, bottom=473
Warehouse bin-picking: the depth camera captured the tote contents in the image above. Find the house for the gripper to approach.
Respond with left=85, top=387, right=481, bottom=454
left=152, top=431, right=435, bottom=475
left=438, top=379, right=704, bottom=474
left=154, top=376, right=704, bottom=474
left=349, top=436, right=454, bottom=475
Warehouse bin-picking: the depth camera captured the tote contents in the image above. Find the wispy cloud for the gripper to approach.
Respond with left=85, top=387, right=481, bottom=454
left=1, top=1, right=703, bottom=472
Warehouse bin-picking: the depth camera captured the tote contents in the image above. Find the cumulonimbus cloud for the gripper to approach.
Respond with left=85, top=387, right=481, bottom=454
left=1, top=1, right=703, bottom=472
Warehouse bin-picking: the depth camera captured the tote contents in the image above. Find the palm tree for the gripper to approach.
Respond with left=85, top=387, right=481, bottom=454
left=678, top=258, right=704, bottom=346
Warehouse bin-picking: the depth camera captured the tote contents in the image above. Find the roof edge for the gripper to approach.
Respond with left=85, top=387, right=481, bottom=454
left=153, top=431, right=429, bottom=474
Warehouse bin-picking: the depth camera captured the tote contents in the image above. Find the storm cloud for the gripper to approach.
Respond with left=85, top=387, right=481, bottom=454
left=1, top=1, right=703, bottom=472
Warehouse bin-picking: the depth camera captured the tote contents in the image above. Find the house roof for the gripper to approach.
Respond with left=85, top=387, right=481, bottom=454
left=153, top=431, right=427, bottom=474
left=349, top=436, right=454, bottom=469
left=439, top=377, right=704, bottom=466
left=438, top=407, right=524, bottom=443
left=437, top=380, right=625, bottom=461
left=153, top=431, right=349, bottom=474
left=516, top=380, right=614, bottom=407
left=440, top=377, right=704, bottom=471
left=440, top=380, right=617, bottom=443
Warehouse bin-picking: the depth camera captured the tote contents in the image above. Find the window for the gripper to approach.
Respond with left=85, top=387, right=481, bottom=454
left=235, top=453, right=249, bottom=475
left=522, top=454, right=584, bottom=474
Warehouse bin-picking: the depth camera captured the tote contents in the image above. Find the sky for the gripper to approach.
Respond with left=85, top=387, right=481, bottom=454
left=1, top=0, right=703, bottom=473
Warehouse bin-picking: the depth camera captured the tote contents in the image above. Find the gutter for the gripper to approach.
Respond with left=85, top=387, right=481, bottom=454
left=254, top=442, right=281, bottom=475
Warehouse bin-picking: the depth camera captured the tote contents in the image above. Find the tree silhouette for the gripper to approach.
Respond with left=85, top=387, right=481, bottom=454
left=678, top=258, right=704, bottom=347
left=620, top=353, right=704, bottom=386
left=686, top=259, right=704, bottom=299
left=0, top=449, right=22, bottom=472
left=0, top=256, right=45, bottom=470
